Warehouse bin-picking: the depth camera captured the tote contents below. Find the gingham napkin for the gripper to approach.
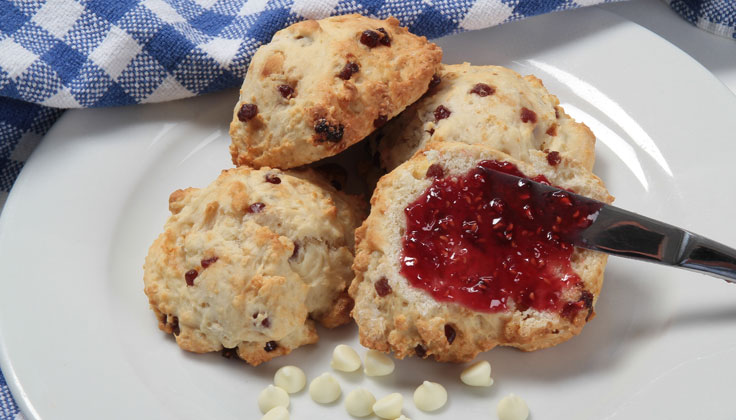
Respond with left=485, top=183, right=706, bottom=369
left=0, top=0, right=733, bottom=417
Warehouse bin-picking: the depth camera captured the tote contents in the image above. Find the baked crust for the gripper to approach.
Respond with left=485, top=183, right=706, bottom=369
left=229, top=14, right=442, bottom=169
left=377, top=63, right=596, bottom=171
left=144, top=166, right=365, bottom=365
left=349, top=142, right=613, bottom=362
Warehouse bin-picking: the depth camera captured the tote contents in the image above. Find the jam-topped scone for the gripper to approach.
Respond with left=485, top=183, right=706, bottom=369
left=377, top=64, right=596, bottom=172
left=144, top=167, right=365, bottom=365
left=349, top=142, right=613, bottom=362
left=230, top=14, right=443, bottom=169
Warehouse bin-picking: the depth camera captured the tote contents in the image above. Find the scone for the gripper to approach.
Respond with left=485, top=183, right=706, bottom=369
left=144, top=166, right=365, bottom=365
left=230, top=14, right=442, bottom=169
left=349, top=142, right=613, bottom=362
left=377, top=63, right=596, bottom=171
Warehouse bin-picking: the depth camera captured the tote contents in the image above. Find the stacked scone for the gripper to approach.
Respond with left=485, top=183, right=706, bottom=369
left=144, top=14, right=612, bottom=366
left=143, top=15, right=442, bottom=365
left=350, top=63, right=613, bottom=361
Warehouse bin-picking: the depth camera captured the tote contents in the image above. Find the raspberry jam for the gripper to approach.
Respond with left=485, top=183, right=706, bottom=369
left=400, top=160, right=601, bottom=314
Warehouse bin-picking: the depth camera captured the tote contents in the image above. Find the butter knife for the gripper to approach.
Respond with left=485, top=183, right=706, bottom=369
left=480, top=167, right=736, bottom=284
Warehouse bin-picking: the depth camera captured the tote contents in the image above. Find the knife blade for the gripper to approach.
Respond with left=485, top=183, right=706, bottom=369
left=479, top=166, right=736, bottom=284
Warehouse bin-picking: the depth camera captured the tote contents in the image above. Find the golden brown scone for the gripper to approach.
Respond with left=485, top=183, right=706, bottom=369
left=377, top=63, right=596, bottom=171
left=144, top=166, right=366, bottom=365
left=349, top=142, right=613, bottom=362
left=229, top=14, right=442, bottom=169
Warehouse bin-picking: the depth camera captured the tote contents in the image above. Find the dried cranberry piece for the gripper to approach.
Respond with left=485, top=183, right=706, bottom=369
left=278, top=84, right=294, bottom=99
left=434, top=105, right=451, bottom=122
left=237, top=103, right=258, bottom=122
left=580, top=290, right=594, bottom=321
left=221, top=347, right=237, bottom=359
left=546, top=151, right=561, bottom=166
left=373, top=114, right=388, bottom=128
left=429, top=74, right=441, bottom=89
left=314, top=119, right=344, bottom=142
left=265, top=174, right=281, bottom=184
left=374, top=277, right=392, bottom=297
left=185, top=269, right=198, bottom=286
left=377, top=28, right=391, bottom=46
left=248, top=202, right=266, bottom=213
left=171, top=316, right=180, bottom=336
left=264, top=341, right=278, bottom=352
left=470, top=83, right=495, bottom=97
left=444, top=324, right=456, bottom=344
left=261, top=317, right=271, bottom=328
left=520, top=107, right=537, bottom=123
left=201, top=256, right=218, bottom=268
left=425, top=163, right=444, bottom=179
left=338, top=61, right=360, bottom=80
left=426, top=128, right=435, bottom=135
left=360, top=30, right=380, bottom=47
left=415, top=344, right=427, bottom=358
left=561, top=301, right=583, bottom=320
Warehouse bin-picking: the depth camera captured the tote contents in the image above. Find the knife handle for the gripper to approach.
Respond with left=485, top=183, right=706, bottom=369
left=579, top=206, right=736, bottom=284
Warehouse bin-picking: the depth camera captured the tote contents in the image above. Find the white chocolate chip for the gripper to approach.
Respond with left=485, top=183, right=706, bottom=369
left=497, top=394, right=530, bottom=420
left=331, top=344, right=362, bottom=372
left=372, top=393, right=403, bottom=419
left=395, top=416, right=411, bottom=420
left=363, top=350, right=395, bottom=376
left=344, top=388, right=376, bottom=417
left=258, top=385, right=289, bottom=414
left=273, top=366, right=306, bottom=394
left=309, top=373, right=342, bottom=404
left=261, top=406, right=289, bottom=420
left=460, top=360, right=494, bottom=387
left=413, top=381, right=447, bottom=412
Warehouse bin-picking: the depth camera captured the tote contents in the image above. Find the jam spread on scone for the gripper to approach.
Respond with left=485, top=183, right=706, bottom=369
left=401, top=160, right=600, bottom=315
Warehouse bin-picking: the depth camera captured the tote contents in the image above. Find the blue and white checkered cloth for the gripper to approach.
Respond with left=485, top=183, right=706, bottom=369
left=0, top=0, right=734, bottom=417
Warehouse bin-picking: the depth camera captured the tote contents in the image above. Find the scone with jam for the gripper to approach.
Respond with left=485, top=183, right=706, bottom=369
left=350, top=142, right=613, bottom=362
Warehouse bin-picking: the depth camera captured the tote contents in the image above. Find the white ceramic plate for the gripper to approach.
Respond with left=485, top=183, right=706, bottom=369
left=2, top=7, right=736, bottom=420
